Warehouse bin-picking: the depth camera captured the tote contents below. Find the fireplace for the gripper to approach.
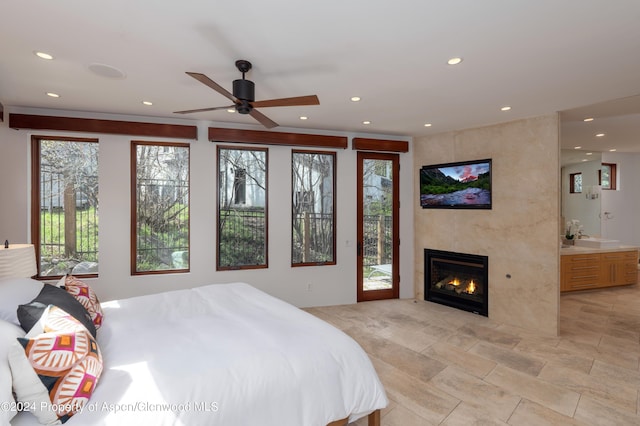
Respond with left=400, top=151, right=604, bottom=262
left=424, top=249, right=488, bottom=316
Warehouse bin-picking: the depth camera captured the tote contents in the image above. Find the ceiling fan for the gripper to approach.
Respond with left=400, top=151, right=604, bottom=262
left=174, top=60, right=320, bottom=129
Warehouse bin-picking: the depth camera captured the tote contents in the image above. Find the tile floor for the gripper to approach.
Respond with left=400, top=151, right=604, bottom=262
left=305, top=282, right=640, bottom=425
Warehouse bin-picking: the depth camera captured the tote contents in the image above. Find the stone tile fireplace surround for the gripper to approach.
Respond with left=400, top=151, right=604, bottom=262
left=413, top=114, right=560, bottom=336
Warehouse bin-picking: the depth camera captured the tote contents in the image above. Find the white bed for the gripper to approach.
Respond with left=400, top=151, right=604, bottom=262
left=10, top=282, right=387, bottom=426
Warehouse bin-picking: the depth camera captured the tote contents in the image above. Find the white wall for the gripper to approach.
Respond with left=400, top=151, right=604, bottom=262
left=0, top=108, right=414, bottom=306
left=600, top=152, right=640, bottom=246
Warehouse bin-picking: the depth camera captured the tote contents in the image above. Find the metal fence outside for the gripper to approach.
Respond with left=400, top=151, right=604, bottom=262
left=135, top=177, right=190, bottom=271
left=363, top=214, right=392, bottom=268
left=40, top=168, right=99, bottom=276
left=218, top=208, right=266, bottom=267
left=292, top=212, right=334, bottom=264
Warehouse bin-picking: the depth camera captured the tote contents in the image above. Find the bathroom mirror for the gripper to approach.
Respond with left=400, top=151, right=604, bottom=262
left=560, top=151, right=602, bottom=238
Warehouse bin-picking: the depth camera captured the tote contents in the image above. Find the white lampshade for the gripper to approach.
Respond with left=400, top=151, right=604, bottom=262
left=0, top=244, right=37, bottom=279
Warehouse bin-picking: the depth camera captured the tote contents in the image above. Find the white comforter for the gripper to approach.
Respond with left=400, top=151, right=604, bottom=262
left=11, top=283, right=387, bottom=426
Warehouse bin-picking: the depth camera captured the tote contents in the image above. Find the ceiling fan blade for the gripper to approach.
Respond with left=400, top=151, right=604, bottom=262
left=174, top=105, right=236, bottom=114
left=186, top=72, right=236, bottom=103
left=251, top=95, right=319, bottom=108
left=250, top=109, right=278, bottom=129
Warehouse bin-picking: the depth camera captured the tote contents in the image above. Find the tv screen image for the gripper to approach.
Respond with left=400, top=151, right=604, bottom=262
left=420, top=159, right=492, bottom=209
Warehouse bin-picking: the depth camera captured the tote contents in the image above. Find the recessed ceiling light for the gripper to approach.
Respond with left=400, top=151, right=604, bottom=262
left=501, top=106, right=511, bottom=111
left=299, top=116, right=308, bottom=120
left=46, top=92, right=60, bottom=98
left=362, top=121, right=371, bottom=125
left=574, top=146, right=582, bottom=149
left=583, top=117, right=594, bottom=122
left=609, top=148, right=617, bottom=152
left=424, top=123, right=432, bottom=127
left=142, top=101, right=153, bottom=106
left=350, top=96, right=361, bottom=102
left=34, top=51, right=54, bottom=60
left=581, top=159, right=588, bottom=162
left=586, top=152, right=593, bottom=155
left=596, top=133, right=605, bottom=137
left=227, top=109, right=235, bottom=113
left=447, top=57, right=463, bottom=65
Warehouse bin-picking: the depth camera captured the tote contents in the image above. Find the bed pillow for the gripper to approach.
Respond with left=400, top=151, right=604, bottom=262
left=17, top=284, right=96, bottom=338
left=1, top=319, right=26, bottom=424
left=60, top=275, right=103, bottom=330
left=0, top=277, right=43, bottom=325
left=8, top=305, right=103, bottom=425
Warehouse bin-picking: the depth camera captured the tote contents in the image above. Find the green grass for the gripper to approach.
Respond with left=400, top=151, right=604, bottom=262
left=40, top=207, right=98, bottom=261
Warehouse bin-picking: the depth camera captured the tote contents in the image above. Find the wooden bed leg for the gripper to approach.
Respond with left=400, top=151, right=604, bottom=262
left=327, top=409, right=380, bottom=426
left=368, top=409, right=381, bottom=426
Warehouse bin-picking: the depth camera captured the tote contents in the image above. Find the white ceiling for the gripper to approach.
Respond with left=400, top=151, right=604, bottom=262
left=2, top=1, right=640, bottom=144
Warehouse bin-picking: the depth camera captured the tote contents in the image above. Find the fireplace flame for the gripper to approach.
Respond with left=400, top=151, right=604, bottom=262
left=448, top=278, right=461, bottom=286
left=466, top=280, right=476, bottom=294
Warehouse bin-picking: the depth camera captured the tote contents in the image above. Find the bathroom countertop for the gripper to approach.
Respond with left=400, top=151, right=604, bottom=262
left=561, top=244, right=640, bottom=255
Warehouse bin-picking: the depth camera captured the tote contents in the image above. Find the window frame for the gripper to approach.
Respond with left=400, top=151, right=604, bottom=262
left=291, top=149, right=337, bottom=267
left=569, top=172, right=582, bottom=194
left=599, top=163, right=617, bottom=190
left=131, top=140, right=191, bottom=276
left=31, top=135, right=100, bottom=279
left=216, top=145, right=269, bottom=271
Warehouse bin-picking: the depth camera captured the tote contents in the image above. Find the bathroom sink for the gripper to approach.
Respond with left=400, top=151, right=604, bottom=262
left=574, top=238, right=620, bottom=248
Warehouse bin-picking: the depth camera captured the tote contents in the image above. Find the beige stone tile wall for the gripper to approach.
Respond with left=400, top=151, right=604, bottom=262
left=413, top=114, right=560, bottom=336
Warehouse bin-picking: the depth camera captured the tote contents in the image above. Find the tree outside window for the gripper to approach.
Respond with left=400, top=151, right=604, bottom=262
left=217, top=146, right=268, bottom=269
left=132, top=142, right=190, bottom=274
left=599, top=163, right=617, bottom=190
left=292, top=150, right=336, bottom=266
left=569, top=172, right=582, bottom=193
left=32, top=137, right=99, bottom=277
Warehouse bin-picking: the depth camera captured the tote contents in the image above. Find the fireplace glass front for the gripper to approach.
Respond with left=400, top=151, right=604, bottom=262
left=424, top=249, right=488, bottom=316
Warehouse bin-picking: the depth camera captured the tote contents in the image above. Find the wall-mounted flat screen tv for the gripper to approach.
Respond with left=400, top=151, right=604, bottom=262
left=420, top=159, right=492, bottom=209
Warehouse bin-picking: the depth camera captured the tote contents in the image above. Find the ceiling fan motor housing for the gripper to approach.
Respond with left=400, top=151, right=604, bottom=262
left=233, top=79, right=255, bottom=102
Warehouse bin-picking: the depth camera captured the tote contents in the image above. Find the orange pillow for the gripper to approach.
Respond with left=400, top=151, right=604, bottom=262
left=62, top=276, right=103, bottom=330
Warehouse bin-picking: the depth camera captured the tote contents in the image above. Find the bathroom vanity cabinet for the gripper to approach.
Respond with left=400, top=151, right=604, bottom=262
left=561, top=247, right=639, bottom=292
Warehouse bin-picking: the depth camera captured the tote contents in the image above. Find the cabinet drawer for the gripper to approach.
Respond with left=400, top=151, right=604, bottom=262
left=564, top=264, right=599, bottom=274
left=621, top=271, right=637, bottom=285
left=566, top=280, right=600, bottom=290
left=564, top=272, right=600, bottom=288
left=563, top=254, right=600, bottom=264
left=601, top=253, right=625, bottom=261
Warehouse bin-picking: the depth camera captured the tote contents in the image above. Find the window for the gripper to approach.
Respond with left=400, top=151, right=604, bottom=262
left=292, top=150, right=336, bottom=266
left=569, top=172, right=582, bottom=193
left=217, top=146, right=268, bottom=270
left=599, top=163, right=617, bottom=190
left=132, top=141, right=190, bottom=274
left=31, top=137, right=99, bottom=277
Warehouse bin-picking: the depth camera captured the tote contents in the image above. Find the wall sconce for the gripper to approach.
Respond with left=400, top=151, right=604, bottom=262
left=585, top=185, right=601, bottom=200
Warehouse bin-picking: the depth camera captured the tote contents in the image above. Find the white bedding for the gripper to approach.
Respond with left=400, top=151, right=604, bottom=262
left=11, top=282, right=387, bottom=426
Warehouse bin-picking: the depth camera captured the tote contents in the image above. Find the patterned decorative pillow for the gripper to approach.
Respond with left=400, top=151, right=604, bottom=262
left=8, top=305, right=103, bottom=424
left=61, top=275, right=103, bottom=330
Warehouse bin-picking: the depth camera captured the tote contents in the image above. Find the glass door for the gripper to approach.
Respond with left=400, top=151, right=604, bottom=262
left=357, top=152, right=399, bottom=301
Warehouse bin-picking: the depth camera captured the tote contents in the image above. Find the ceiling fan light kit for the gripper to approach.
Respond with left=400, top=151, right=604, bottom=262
left=175, top=59, right=319, bottom=129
